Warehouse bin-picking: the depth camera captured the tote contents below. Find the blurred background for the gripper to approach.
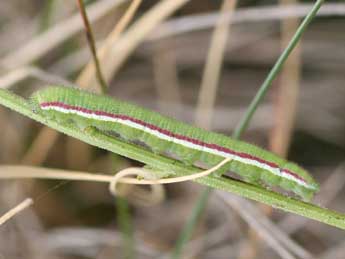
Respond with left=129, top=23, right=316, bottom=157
left=0, top=0, right=345, bottom=258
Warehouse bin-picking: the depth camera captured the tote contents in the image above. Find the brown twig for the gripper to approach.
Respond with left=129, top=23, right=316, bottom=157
left=76, top=0, right=108, bottom=94
left=77, top=0, right=143, bottom=90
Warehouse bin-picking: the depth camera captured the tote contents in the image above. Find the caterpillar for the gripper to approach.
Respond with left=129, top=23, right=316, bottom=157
left=30, top=86, right=319, bottom=201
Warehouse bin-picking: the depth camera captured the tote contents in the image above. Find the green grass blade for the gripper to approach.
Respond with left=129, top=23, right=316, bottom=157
left=233, top=0, right=324, bottom=138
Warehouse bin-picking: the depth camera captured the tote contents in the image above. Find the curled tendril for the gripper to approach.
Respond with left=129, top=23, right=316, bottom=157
left=109, top=158, right=232, bottom=205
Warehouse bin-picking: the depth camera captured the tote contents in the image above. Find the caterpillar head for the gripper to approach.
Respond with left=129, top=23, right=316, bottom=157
left=282, top=162, right=319, bottom=192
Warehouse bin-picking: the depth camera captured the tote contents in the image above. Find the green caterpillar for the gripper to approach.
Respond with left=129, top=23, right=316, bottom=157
left=30, top=86, right=319, bottom=200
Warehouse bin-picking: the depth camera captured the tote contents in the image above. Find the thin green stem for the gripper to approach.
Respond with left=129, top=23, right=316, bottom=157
left=76, top=0, right=108, bottom=93
left=1, top=88, right=345, bottom=231
left=232, top=0, right=324, bottom=139
left=116, top=197, right=135, bottom=259
left=171, top=187, right=211, bottom=259
left=171, top=0, right=325, bottom=258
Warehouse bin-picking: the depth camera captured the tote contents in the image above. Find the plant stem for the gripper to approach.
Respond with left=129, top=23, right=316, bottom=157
left=76, top=0, right=108, bottom=93
left=171, top=188, right=212, bottom=259
left=117, top=197, right=135, bottom=259
left=232, top=0, right=324, bottom=139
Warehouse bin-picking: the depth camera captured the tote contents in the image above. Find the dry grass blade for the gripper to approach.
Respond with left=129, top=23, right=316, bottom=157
left=36, top=227, right=159, bottom=257
left=1, top=0, right=128, bottom=69
left=21, top=127, right=59, bottom=165
left=151, top=4, right=345, bottom=40
left=0, top=66, right=75, bottom=90
left=270, top=0, right=301, bottom=157
left=216, top=192, right=313, bottom=259
left=95, top=0, right=190, bottom=84
left=195, top=0, right=237, bottom=129
left=0, top=198, right=33, bottom=226
left=152, top=41, right=181, bottom=116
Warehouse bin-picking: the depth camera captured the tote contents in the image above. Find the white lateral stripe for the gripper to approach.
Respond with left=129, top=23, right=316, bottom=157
left=42, top=105, right=313, bottom=189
